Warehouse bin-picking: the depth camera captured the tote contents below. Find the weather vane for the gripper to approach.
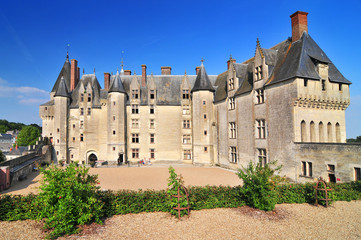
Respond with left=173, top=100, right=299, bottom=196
left=201, top=57, right=204, bottom=63
left=121, top=51, right=124, bottom=69
left=66, top=44, right=70, bottom=58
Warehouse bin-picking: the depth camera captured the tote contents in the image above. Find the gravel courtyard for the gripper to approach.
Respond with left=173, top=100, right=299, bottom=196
left=1, top=164, right=360, bottom=239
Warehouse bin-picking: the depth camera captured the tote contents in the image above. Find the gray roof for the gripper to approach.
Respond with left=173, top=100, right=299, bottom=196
left=54, top=76, right=70, bottom=98
left=70, top=74, right=102, bottom=108
left=268, top=33, right=351, bottom=85
left=51, top=57, right=71, bottom=93
left=109, top=72, right=126, bottom=94
left=191, top=63, right=215, bottom=93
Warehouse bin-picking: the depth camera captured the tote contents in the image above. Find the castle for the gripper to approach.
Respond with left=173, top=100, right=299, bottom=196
left=40, top=11, right=361, bottom=183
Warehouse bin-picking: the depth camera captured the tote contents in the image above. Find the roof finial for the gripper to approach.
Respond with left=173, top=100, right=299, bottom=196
left=66, top=44, right=70, bottom=59
left=229, top=54, right=233, bottom=60
left=94, top=68, right=96, bottom=74
left=184, top=70, right=187, bottom=75
left=256, top=38, right=264, bottom=58
left=83, top=68, right=85, bottom=74
left=121, top=51, right=124, bottom=71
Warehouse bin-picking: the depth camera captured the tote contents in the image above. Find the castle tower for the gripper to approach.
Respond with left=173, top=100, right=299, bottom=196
left=53, top=76, right=70, bottom=162
left=191, top=60, right=215, bottom=165
left=107, top=69, right=127, bottom=163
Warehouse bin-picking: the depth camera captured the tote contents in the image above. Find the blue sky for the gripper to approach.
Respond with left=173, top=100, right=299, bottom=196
left=0, top=0, right=360, bottom=138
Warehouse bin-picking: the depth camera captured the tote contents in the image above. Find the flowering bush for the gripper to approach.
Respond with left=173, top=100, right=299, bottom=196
left=36, top=163, right=104, bottom=239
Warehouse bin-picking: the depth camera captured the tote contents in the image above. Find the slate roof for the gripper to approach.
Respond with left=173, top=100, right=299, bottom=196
left=108, top=71, right=126, bottom=94
left=267, top=32, right=351, bottom=85
left=70, top=74, right=102, bottom=108
left=51, top=56, right=71, bottom=93
left=54, top=77, right=70, bottom=98
left=191, top=63, right=215, bottom=93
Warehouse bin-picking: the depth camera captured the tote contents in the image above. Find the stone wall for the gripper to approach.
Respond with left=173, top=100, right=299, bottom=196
left=294, top=142, right=361, bottom=183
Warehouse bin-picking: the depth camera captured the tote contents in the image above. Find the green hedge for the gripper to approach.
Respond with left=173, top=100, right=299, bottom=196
left=1, top=181, right=361, bottom=222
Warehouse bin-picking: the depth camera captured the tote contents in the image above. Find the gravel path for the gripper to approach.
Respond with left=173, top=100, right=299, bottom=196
left=1, top=201, right=360, bottom=240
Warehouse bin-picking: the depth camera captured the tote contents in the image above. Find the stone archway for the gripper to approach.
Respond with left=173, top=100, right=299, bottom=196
left=88, top=153, right=98, bottom=167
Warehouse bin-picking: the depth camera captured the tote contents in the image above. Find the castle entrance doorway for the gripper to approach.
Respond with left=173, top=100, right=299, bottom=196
left=88, top=153, right=97, bottom=167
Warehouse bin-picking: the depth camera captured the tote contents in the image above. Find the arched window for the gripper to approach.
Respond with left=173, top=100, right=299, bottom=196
left=327, top=122, right=332, bottom=142
left=310, top=121, right=315, bottom=142
left=336, top=123, right=341, bottom=142
left=319, top=122, right=324, bottom=142
left=301, top=120, right=306, bottom=142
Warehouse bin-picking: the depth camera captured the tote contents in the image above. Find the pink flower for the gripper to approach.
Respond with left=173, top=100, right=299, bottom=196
left=289, top=185, right=292, bottom=188
left=59, top=196, right=61, bottom=199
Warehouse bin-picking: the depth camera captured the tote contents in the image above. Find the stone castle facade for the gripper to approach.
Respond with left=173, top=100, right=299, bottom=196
left=40, top=11, right=361, bottom=183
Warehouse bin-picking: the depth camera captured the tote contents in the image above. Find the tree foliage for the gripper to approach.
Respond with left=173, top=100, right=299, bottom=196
left=0, top=119, right=25, bottom=133
left=347, top=135, right=361, bottom=143
left=16, top=126, right=41, bottom=146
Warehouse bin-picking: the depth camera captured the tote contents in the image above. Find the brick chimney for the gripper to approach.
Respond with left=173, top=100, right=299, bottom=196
left=290, top=11, right=308, bottom=42
left=141, top=64, right=147, bottom=87
left=124, top=70, right=131, bottom=75
left=227, top=58, right=236, bottom=70
left=70, top=59, right=78, bottom=91
left=77, top=67, right=80, bottom=82
left=195, top=66, right=200, bottom=75
left=104, top=73, right=110, bottom=91
left=161, top=66, right=171, bottom=75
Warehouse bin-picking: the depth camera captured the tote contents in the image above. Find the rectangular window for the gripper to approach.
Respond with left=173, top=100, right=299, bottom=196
left=87, top=108, right=91, bottom=115
left=113, top=130, right=116, bottom=135
left=80, top=108, right=84, bottom=116
left=339, top=84, right=342, bottom=91
left=80, top=93, right=84, bottom=102
left=304, top=79, right=308, bottom=87
left=203, top=100, right=206, bottom=105
left=183, top=105, right=190, bottom=115
left=203, top=114, right=207, bottom=120
left=301, top=161, right=313, bottom=177
left=57, top=128, right=59, bottom=133
left=258, top=149, right=267, bottom=166
left=256, top=119, right=266, bottom=139
left=229, top=97, right=235, bottom=110
left=88, top=93, right=91, bottom=102
left=150, top=90, right=155, bottom=99
left=355, top=167, right=361, bottom=181
left=150, top=133, right=155, bottom=143
left=132, top=133, right=139, bottom=143
left=230, top=146, right=237, bottom=163
left=229, top=122, right=236, bottom=139
left=184, top=149, right=191, bottom=160
left=132, top=104, right=139, bottom=114
left=228, top=78, right=234, bottom=90
left=131, top=119, right=139, bottom=129
left=72, top=124, right=75, bottom=129
left=150, top=105, right=155, bottom=114
left=113, top=147, right=116, bottom=151
left=328, top=164, right=336, bottom=183
left=72, top=137, right=75, bottom=141
left=183, top=120, right=191, bottom=129
left=132, top=148, right=139, bottom=159
left=80, top=134, right=84, bottom=142
left=255, top=89, right=264, bottom=104
left=255, top=66, right=263, bottom=81
left=150, top=149, right=155, bottom=159
left=182, top=135, right=191, bottom=144
left=80, top=120, right=84, bottom=129
left=182, top=89, right=189, bottom=99
left=204, top=130, right=207, bottom=136
left=113, top=116, right=116, bottom=121
left=204, top=147, right=208, bottom=152
left=150, top=119, right=155, bottom=129
left=322, top=79, right=326, bottom=91
left=132, top=89, right=139, bottom=99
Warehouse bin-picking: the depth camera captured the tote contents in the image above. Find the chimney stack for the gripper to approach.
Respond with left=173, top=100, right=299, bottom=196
left=141, top=64, right=147, bottom=87
left=227, top=58, right=236, bottom=70
left=70, top=59, right=78, bottom=91
left=290, top=11, right=308, bottom=42
left=77, top=67, right=80, bottom=82
left=161, top=66, right=171, bottom=75
left=124, top=70, right=131, bottom=75
left=104, top=73, right=110, bottom=91
left=195, top=66, right=200, bottom=75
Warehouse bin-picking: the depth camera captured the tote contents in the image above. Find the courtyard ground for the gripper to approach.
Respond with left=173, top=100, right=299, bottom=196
left=1, top=164, right=240, bottom=195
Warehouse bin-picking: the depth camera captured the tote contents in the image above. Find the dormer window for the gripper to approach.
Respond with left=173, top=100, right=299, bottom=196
left=150, top=90, right=155, bottom=99
left=255, top=66, right=263, bottom=81
left=132, top=89, right=139, bottom=99
left=87, top=93, right=91, bottom=102
left=80, top=93, right=84, bottom=102
left=322, top=80, right=326, bottom=91
left=228, top=78, right=234, bottom=90
left=182, top=89, right=190, bottom=99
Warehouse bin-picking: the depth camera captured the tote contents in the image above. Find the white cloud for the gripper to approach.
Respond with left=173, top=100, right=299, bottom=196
left=0, top=77, right=49, bottom=105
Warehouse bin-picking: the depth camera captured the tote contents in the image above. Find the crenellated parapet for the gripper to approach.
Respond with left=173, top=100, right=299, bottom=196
left=294, top=95, right=350, bottom=110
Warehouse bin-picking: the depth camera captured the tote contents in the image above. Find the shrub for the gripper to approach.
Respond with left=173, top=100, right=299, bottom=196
left=167, top=166, right=189, bottom=217
left=237, top=160, right=282, bottom=211
left=0, top=194, right=39, bottom=221
left=36, top=163, right=104, bottom=239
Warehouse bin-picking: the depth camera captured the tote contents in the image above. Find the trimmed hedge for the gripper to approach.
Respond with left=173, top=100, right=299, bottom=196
left=1, top=181, right=361, bottom=222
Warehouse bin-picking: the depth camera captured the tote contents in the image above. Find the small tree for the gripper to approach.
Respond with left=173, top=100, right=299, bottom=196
left=36, top=163, right=104, bottom=239
left=16, top=125, right=40, bottom=146
left=167, top=166, right=189, bottom=217
left=237, top=160, right=282, bottom=211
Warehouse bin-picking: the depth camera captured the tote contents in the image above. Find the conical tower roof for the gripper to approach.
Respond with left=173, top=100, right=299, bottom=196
left=51, top=55, right=71, bottom=93
left=191, top=61, right=215, bottom=93
left=54, top=76, right=70, bottom=97
left=109, top=71, right=126, bottom=94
